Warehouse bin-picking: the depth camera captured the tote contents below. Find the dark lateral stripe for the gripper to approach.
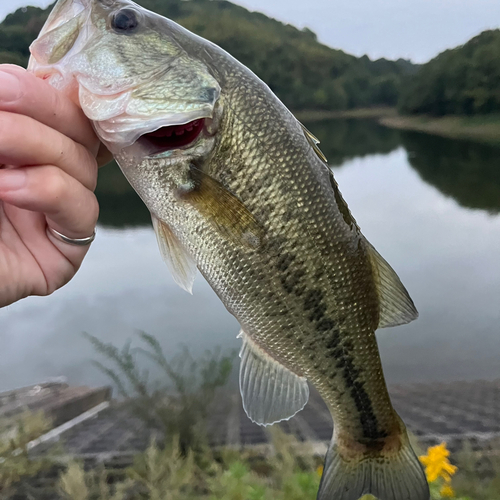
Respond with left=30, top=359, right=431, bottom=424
left=275, top=252, right=309, bottom=295
left=337, top=350, right=388, bottom=440
left=301, top=287, right=386, bottom=440
left=275, top=258, right=386, bottom=440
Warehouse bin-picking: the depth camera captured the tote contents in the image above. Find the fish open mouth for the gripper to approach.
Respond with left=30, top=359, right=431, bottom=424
left=139, top=118, right=205, bottom=152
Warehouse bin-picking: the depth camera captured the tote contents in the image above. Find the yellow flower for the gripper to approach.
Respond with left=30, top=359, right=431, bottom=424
left=419, top=442, right=457, bottom=483
left=440, top=484, right=455, bottom=498
left=316, top=465, right=324, bottom=478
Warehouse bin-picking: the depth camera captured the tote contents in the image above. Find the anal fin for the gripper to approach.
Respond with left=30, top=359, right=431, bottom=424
left=239, top=331, right=309, bottom=426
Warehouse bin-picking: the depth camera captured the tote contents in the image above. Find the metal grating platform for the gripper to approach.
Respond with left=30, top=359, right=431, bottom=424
left=0, top=382, right=111, bottom=432
left=32, top=379, right=500, bottom=461
left=390, top=380, right=500, bottom=451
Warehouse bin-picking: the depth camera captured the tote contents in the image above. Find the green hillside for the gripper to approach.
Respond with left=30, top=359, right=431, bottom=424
left=0, top=0, right=414, bottom=111
left=399, top=30, right=500, bottom=116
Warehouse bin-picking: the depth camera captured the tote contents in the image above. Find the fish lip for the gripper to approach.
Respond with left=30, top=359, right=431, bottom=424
left=144, top=112, right=212, bottom=131
left=28, top=0, right=92, bottom=86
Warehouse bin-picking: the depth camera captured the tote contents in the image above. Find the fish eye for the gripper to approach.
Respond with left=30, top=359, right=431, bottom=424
left=111, top=8, right=140, bottom=34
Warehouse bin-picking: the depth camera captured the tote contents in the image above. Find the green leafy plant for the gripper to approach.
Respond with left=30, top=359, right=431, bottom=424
left=208, top=426, right=321, bottom=500
left=59, top=461, right=133, bottom=500
left=0, top=410, right=54, bottom=497
left=450, top=440, right=500, bottom=500
left=266, top=427, right=320, bottom=500
left=208, top=460, right=270, bottom=500
left=128, top=437, right=196, bottom=500
left=59, top=462, right=90, bottom=500
left=84, top=332, right=235, bottom=455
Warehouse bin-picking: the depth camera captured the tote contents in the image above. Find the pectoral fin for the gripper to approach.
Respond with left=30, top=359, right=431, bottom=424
left=152, top=215, right=197, bottom=293
left=177, top=166, right=264, bottom=249
left=239, top=331, right=309, bottom=426
left=365, top=241, right=418, bottom=328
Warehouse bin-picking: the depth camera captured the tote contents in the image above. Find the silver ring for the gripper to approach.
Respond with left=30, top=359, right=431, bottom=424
left=47, top=226, right=96, bottom=246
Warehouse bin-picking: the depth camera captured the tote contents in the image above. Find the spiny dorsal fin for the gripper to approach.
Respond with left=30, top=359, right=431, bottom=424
left=328, top=169, right=360, bottom=231
left=152, top=215, right=197, bottom=294
left=177, top=166, right=264, bottom=249
left=300, top=122, right=328, bottom=163
left=365, top=241, right=418, bottom=328
left=239, top=331, right=309, bottom=426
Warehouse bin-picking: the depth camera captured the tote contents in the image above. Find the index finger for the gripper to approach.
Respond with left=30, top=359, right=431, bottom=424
left=0, top=65, right=99, bottom=156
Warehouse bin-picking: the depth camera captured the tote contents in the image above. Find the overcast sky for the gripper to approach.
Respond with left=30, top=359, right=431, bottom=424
left=2, top=0, right=500, bottom=63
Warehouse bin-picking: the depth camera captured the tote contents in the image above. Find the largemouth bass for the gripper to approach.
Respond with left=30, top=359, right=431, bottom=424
left=29, top=2, right=429, bottom=498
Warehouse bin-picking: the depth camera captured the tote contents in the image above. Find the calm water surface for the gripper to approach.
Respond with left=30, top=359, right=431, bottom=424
left=1, top=120, right=499, bottom=391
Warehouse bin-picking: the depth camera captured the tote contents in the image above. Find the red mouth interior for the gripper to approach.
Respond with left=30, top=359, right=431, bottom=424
left=140, top=118, right=205, bottom=151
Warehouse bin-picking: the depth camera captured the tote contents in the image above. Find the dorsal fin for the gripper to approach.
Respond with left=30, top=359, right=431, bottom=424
left=365, top=241, right=418, bottom=328
left=328, top=169, right=360, bottom=231
left=324, top=166, right=417, bottom=329
left=239, top=331, right=309, bottom=426
left=300, top=122, right=328, bottom=163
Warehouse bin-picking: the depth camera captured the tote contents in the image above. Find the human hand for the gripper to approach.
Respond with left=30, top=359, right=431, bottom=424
left=0, top=65, right=102, bottom=307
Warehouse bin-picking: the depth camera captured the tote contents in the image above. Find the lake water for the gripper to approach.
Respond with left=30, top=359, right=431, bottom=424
left=1, top=119, right=499, bottom=392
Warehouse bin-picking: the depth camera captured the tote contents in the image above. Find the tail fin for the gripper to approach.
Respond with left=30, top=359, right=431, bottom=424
left=317, top=433, right=430, bottom=500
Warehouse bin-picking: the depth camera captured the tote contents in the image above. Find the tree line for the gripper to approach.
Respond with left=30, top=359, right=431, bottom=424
left=0, top=0, right=414, bottom=111
left=3, top=1, right=494, bottom=116
left=399, top=30, right=500, bottom=116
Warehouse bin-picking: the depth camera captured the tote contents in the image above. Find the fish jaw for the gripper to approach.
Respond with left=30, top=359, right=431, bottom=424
left=28, top=0, right=222, bottom=154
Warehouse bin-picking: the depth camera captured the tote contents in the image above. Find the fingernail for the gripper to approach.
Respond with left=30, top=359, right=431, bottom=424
left=0, top=170, right=27, bottom=191
left=0, top=71, right=22, bottom=103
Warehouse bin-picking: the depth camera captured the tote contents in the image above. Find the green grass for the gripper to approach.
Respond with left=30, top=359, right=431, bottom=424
left=53, top=435, right=500, bottom=499
left=1, top=334, right=499, bottom=499
left=56, top=427, right=322, bottom=500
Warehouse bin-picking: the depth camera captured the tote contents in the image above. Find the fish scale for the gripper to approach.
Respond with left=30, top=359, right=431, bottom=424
left=28, top=1, right=430, bottom=498
left=208, top=81, right=382, bottom=411
left=199, top=89, right=396, bottom=441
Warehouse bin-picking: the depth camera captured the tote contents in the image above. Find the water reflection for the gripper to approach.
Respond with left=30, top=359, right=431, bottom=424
left=96, top=162, right=151, bottom=228
left=2, top=118, right=499, bottom=390
left=95, top=119, right=403, bottom=228
left=401, top=132, right=500, bottom=213
left=307, top=119, right=401, bottom=166
left=95, top=121, right=500, bottom=231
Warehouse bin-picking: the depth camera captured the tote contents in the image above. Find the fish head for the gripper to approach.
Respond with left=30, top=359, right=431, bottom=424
left=28, top=0, right=222, bottom=162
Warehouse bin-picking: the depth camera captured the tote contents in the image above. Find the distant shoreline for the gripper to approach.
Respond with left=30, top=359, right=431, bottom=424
left=379, top=114, right=500, bottom=145
left=296, top=107, right=500, bottom=145
left=294, top=107, right=397, bottom=122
